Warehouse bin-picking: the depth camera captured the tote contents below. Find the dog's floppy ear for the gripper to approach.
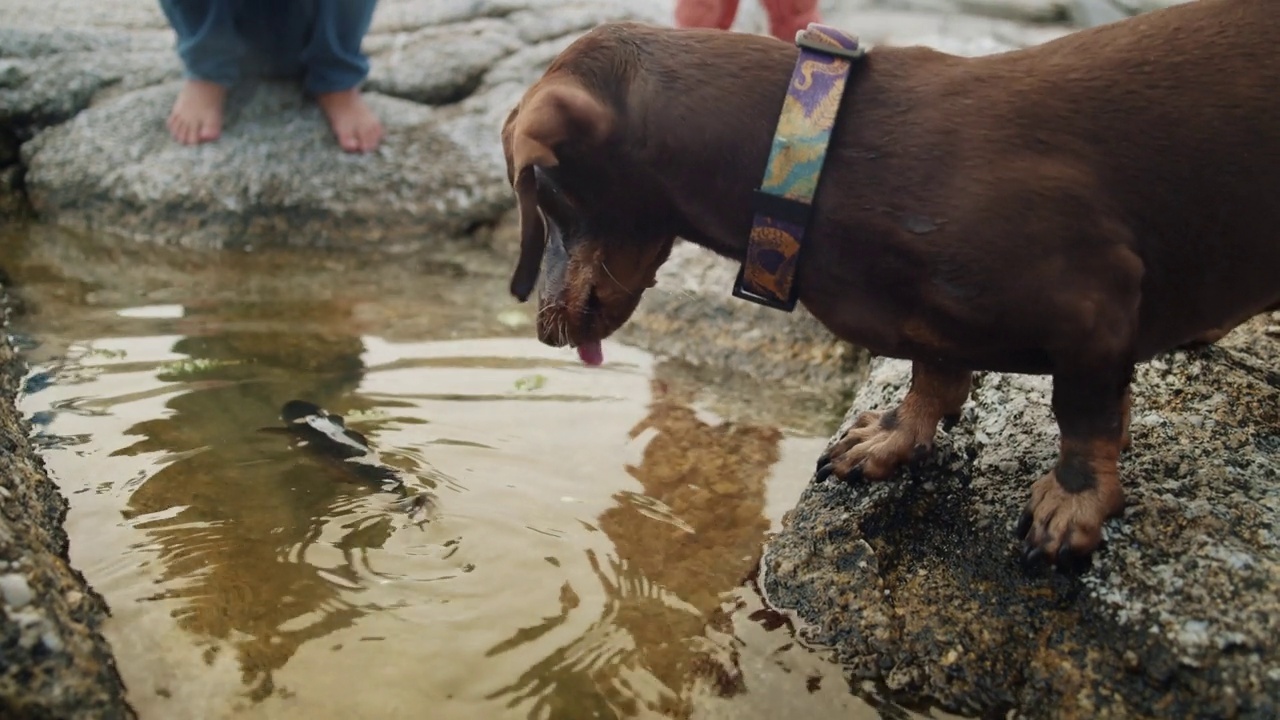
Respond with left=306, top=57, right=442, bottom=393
left=503, top=79, right=613, bottom=301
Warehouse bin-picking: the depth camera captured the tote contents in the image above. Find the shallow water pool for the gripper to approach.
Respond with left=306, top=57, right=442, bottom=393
left=3, top=224, right=890, bottom=720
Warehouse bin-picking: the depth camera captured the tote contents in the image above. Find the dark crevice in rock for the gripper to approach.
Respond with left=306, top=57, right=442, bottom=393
left=0, top=164, right=30, bottom=217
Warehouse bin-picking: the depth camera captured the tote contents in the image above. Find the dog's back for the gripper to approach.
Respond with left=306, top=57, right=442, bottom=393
left=963, top=0, right=1280, bottom=352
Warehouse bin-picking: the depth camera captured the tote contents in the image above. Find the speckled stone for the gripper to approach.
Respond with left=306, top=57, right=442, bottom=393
left=762, top=315, right=1280, bottom=719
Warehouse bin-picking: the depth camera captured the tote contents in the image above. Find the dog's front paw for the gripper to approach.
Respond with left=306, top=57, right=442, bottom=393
left=814, top=409, right=936, bottom=484
left=1016, top=470, right=1125, bottom=571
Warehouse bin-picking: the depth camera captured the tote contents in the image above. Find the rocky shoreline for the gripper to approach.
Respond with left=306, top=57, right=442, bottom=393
left=763, top=314, right=1280, bottom=719
left=5, top=0, right=1271, bottom=718
left=0, top=285, right=134, bottom=720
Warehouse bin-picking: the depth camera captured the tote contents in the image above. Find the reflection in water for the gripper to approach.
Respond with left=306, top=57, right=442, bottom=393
left=487, top=379, right=781, bottom=719
left=111, top=298, right=418, bottom=701
left=2, top=223, right=883, bottom=720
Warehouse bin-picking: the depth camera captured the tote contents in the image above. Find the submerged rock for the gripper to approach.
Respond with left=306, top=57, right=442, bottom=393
left=761, top=315, right=1280, bottom=718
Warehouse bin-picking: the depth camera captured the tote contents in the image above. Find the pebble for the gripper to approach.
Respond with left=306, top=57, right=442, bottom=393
left=0, top=572, right=34, bottom=609
left=41, top=629, right=64, bottom=653
left=1123, top=650, right=1140, bottom=669
left=1138, top=412, right=1164, bottom=427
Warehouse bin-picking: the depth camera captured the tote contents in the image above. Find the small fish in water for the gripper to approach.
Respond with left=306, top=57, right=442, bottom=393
left=265, top=400, right=435, bottom=521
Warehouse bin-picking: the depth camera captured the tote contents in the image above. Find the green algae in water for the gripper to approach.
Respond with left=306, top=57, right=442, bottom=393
left=157, top=357, right=244, bottom=381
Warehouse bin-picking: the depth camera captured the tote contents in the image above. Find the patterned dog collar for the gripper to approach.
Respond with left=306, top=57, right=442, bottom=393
left=732, top=23, right=865, bottom=312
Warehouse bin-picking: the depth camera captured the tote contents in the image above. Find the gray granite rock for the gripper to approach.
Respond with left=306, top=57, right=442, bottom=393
left=953, top=0, right=1072, bottom=22
left=21, top=80, right=512, bottom=249
left=1071, top=0, right=1132, bottom=27
left=0, top=28, right=179, bottom=143
left=762, top=314, right=1280, bottom=719
left=8, top=0, right=671, bottom=247
left=1109, top=0, right=1194, bottom=14
left=365, top=20, right=525, bottom=105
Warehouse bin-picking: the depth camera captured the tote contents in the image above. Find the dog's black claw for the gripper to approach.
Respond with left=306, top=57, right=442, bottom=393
left=909, top=443, right=931, bottom=466
left=1054, top=549, right=1089, bottom=575
left=1014, top=510, right=1034, bottom=540
left=1020, top=544, right=1046, bottom=568
left=1055, top=548, right=1086, bottom=574
left=1052, top=529, right=1092, bottom=574
left=845, top=463, right=865, bottom=484
left=815, top=462, right=838, bottom=483
left=1058, top=526, right=1074, bottom=555
left=815, top=451, right=832, bottom=472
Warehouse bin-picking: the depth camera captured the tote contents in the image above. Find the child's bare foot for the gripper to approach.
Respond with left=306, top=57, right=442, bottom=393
left=167, top=79, right=227, bottom=146
left=316, top=88, right=383, bottom=153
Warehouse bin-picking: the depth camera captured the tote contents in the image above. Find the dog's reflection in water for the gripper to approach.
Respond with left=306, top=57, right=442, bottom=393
left=486, top=378, right=784, bottom=718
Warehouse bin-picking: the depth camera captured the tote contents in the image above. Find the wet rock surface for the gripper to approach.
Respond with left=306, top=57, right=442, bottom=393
left=0, top=287, right=135, bottom=719
left=762, top=314, right=1280, bottom=719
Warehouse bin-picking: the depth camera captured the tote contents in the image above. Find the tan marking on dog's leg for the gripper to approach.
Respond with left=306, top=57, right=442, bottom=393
left=815, top=363, right=971, bottom=483
left=1018, top=437, right=1126, bottom=563
left=1019, top=355, right=1133, bottom=567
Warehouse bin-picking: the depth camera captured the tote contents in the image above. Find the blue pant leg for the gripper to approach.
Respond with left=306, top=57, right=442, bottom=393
left=158, top=0, right=246, bottom=86
left=233, top=0, right=311, bottom=80
left=298, top=0, right=379, bottom=94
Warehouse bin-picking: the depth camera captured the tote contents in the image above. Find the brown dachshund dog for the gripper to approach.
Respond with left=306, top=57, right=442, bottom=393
left=499, top=0, right=1280, bottom=568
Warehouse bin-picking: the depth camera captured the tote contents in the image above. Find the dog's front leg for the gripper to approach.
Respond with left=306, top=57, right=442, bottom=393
left=1017, top=365, right=1132, bottom=567
left=815, top=362, right=972, bottom=483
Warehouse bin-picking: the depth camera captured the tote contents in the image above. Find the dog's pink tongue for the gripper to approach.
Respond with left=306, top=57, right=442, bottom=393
left=576, top=340, right=604, bottom=367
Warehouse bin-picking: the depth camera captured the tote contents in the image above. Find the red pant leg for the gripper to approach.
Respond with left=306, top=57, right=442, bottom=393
left=674, top=0, right=741, bottom=30
left=760, top=0, right=821, bottom=41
